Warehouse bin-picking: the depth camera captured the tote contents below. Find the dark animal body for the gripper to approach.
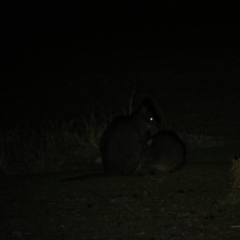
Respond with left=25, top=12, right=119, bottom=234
left=62, top=105, right=186, bottom=182
left=142, top=131, right=186, bottom=173
left=62, top=99, right=159, bottom=182
left=100, top=99, right=159, bottom=176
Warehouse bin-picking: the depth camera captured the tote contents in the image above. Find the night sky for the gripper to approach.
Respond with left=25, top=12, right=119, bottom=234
left=1, top=1, right=240, bottom=126
left=2, top=1, right=239, bottom=52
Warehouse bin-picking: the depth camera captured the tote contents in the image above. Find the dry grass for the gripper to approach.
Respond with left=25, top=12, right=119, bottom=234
left=0, top=97, right=207, bottom=176
left=0, top=121, right=81, bottom=175
left=0, top=99, right=137, bottom=176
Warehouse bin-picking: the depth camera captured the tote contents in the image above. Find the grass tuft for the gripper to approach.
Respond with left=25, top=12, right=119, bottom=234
left=75, top=104, right=109, bottom=158
left=0, top=104, right=110, bottom=176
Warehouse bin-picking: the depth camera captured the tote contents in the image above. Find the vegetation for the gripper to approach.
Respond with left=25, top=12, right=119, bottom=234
left=0, top=116, right=106, bottom=176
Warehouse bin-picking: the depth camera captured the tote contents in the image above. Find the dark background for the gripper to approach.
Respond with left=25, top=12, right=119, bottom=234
left=2, top=1, right=239, bottom=51
left=1, top=1, right=240, bottom=127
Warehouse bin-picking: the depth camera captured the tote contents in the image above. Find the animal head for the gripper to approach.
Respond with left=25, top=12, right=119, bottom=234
left=135, top=98, right=161, bottom=137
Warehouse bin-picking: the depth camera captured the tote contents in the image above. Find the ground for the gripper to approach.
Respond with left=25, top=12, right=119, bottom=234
left=1, top=157, right=240, bottom=239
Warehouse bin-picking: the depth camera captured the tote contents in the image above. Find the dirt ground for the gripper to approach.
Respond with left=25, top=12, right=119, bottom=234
left=1, top=35, right=240, bottom=239
left=1, top=153, right=240, bottom=240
